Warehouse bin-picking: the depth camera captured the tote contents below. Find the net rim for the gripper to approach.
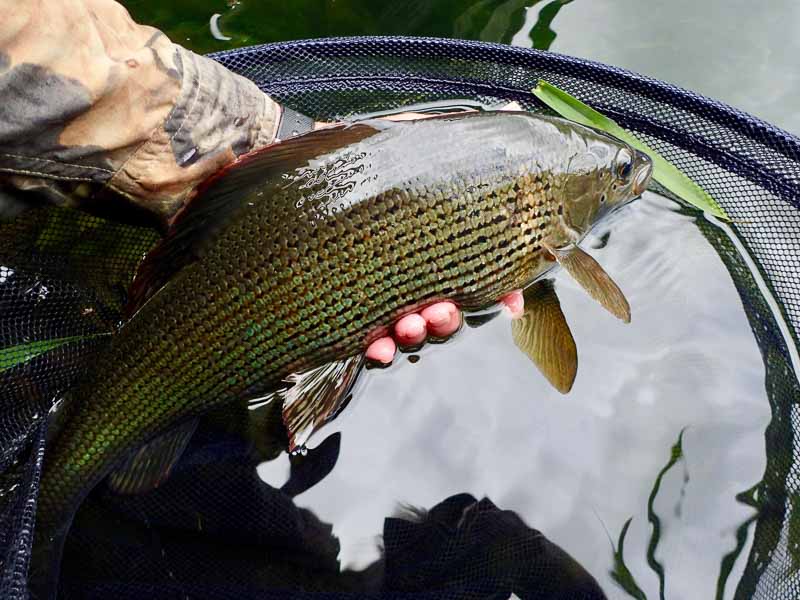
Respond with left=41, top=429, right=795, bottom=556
left=208, top=35, right=800, bottom=158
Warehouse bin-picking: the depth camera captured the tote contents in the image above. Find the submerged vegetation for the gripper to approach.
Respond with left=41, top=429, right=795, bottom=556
left=122, top=0, right=574, bottom=54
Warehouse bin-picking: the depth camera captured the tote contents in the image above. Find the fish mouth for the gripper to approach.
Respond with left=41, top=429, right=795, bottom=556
left=631, top=151, right=653, bottom=196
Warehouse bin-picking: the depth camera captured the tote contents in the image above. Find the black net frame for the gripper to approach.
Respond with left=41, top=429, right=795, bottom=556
left=0, top=36, right=798, bottom=599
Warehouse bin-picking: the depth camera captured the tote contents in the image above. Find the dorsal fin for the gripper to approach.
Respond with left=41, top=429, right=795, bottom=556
left=124, top=123, right=380, bottom=318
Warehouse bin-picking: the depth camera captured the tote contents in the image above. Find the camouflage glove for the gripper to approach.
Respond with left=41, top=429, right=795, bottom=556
left=0, top=0, right=284, bottom=223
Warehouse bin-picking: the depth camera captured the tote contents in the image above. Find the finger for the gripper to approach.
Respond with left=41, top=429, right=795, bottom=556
left=424, top=303, right=461, bottom=338
left=366, top=336, right=397, bottom=364
left=420, top=302, right=457, bottom=328
left=501, top=290, right=525, bottom=319
left=393, top=313, right=428, bottom=347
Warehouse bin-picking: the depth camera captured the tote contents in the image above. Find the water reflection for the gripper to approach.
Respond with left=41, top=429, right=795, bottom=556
left=2, top=174, right=776, bottom=598
left=122, top=0, right=800, bottom=135
left=6, top=1, right=797, bottom=595
left=122, top=0, right=576, bottom=55
left=8, top=192, right=777, bottom=599
left=509, top=0, right=573, bottom=49
left=547, top=0, right=800, bottom=136
left=271, top=193, right=769, bottom=599
left=693, top=217, right=800, bottom=600
left=62, top=417, right=606, bottom=599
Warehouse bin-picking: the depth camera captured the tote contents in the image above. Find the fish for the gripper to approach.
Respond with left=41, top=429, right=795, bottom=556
left=30, top=111, right=651, bottom=593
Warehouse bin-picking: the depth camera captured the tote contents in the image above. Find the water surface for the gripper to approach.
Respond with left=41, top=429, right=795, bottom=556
left=113, top=2, right=798, bottom=596
left=121, top=0, right=800, bottom=133
left=259, top=191, right=772, bottom=599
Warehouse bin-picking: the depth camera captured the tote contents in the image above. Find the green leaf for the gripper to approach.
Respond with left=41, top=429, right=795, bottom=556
left=532, top=80, right=730, bottom=220
left=530, top=0, right=574, bottom=50
left=0, top=334, right=108, bottom=372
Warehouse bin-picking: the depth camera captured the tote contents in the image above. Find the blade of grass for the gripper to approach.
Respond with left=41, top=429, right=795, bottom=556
left=533, top=80, right=729, bottom=220
left=0, top=334, right=108, bottom=372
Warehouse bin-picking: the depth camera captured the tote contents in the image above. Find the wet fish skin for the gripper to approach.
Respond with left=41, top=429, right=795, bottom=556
left=35, top=111, right=651, bottom=539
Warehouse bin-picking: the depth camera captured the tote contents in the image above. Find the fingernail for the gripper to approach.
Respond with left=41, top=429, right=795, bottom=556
left=366, top=337, right=396, bottom=364
left=422, top=303, right=455, bottom=327
left=404, top=317, right=426, bottom=337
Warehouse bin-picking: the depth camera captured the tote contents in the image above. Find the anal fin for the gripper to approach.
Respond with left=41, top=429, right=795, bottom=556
left=281, top=355, right=365, bottom=452
left=542, top=240, right=631, bottom=323
left=107, top=418, right=198, bottom=495
left=512, top=280, right=578, bottom=394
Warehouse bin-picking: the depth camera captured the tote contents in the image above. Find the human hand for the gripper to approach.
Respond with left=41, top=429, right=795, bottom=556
left=365, top=290, right=525, bottom=364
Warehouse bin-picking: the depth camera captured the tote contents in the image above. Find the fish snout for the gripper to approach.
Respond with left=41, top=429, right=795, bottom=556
left=631, top=151, right=653, bottom=196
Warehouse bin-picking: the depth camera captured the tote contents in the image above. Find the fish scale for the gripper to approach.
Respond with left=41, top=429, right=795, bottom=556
left=35, top=112, right=647, bottom=550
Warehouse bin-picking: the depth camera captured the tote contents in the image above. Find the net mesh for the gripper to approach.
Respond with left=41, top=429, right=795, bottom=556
left=0, top=36, right=798, bottom=599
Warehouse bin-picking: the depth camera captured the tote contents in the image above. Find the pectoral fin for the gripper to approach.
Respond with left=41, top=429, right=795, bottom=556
left=107, top=418, right=198, bottom=495
left=281, top=355, right=365, bottom=451
left=542, top=240, right=631, bottom=323
left=512, top=280, right=577, bottom=394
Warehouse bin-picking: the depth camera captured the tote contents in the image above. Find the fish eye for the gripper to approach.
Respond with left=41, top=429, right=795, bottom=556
left=615, top=148, right=634, bottom=179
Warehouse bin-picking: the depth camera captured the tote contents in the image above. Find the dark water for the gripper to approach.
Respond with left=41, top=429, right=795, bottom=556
left=62, top=2, right=798, bottom=598
left=122, top=0, right=573, bottom=55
